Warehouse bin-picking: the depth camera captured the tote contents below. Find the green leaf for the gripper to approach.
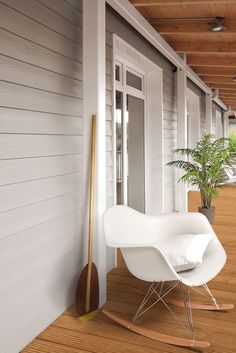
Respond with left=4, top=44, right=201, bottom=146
left=167, top=133, right=236, bottom=207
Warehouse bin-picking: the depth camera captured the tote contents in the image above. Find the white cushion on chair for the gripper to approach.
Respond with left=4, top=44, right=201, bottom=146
left=162, top=233, right=213, bottom=272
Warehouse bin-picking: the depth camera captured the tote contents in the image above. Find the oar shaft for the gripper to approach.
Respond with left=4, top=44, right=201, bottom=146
left=85, top=115, right=96, bottom=313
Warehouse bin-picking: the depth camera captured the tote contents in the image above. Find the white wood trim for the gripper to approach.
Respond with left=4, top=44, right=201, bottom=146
left=146, top=71, right=164, bottom=214
left=223, top=111, right=229, bottom=137
left=177, top=68, right=188, bottom=212
left=213, top=97, right=228, bottom=112
left=106, top=0, right=228, bottom=108
left=112, top=39, right=117, bottom=207
left=187, top=88, right=201, bottom=147
left=113, top=35, right=164, bottom=215
left=205, top=93, right=213, bottom=134
left=83, top=0, right=107, bottom=306
left=107, top=0, right=183, bottom=68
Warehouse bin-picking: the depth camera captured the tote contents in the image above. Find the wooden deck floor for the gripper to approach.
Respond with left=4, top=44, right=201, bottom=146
left=22, top=187, right=236, bottom=353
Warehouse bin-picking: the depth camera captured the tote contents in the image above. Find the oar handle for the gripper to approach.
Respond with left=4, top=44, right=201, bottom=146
left=85, top=115, right=96, bottom=313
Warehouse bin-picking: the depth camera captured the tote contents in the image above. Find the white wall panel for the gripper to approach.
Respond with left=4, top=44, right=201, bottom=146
left=0, top=3, right=81, bottom=61
left=0, top=108, right=82, bottom=134
left=0, top=173, right=82, bottom=213
left=0, top=135, right=82, bottom=159
left=0, top=55, right=82, bottom=98
left=0, top=0, right=81, bottom=42
left=0, top=81, right=82, bottom=116
left=0, top=1, right=83, bottom=352
left=0, top=29, right=82, bottom=79
left=0, top=211, right=82, bottom=266
left=0, top=155, right=82, bottom=186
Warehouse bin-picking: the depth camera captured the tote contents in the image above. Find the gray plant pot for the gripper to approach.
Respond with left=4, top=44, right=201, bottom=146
left=198, top=206, right=216, bottom=224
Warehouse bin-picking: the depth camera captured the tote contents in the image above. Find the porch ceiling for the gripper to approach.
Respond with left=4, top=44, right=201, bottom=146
left=129, top=0, right=236, bottom=110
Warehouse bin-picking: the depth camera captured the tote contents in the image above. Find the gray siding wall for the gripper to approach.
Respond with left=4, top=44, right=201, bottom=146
left=187, top=79, right=206, bottom=136
left=213, top=102, right=224, bottom=138
left=200, top=94, right=206, bottom=135
left=0, top=1, right=83, bottom=352
left=106, top=6, right=177, bottom=213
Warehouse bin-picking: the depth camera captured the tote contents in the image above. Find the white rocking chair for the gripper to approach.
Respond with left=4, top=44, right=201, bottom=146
left=103, top=205, right=234, bottom=348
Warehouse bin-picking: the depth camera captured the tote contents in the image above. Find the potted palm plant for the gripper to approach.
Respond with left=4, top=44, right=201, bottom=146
left=167, top=133, right=236, bottom=224
left=229, top=131, right=236, bottom=175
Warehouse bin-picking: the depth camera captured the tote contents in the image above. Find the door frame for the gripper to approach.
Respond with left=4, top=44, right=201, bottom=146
left=114, top=56, right=146, bottom=208
left=187, top=88, right=201, bottom=149
left=113, top=35, right=164, bottom=215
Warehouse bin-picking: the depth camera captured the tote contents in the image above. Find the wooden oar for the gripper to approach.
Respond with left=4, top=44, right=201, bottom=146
left=75, top=115, right=99, bottom=317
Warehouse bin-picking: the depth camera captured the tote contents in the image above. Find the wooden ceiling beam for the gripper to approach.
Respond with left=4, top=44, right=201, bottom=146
left=220, top=101, right=236, bottom=106
left=220, top=89, right=236, bottom=95
left=210, top=84, right=236, bottom=91
left=173, top=42, right=236, bottom=54
left=193, top=67, right=236, bottom=77
left=219, top=94, right=236, bottom=100
left=220, top=93, right=236, bottom=98
left=220, top=99, right=236, bottom=104
left=131, top=0, right=235, bottom=7
left=202, top=77, right=236, bottom=86
left=200, top=76, right=236, bottom=84
left=188, top=55, right=236, bottom=68
left=219, top=95, right=236, bottom=98
left=151, top=21, right=236, bottom=34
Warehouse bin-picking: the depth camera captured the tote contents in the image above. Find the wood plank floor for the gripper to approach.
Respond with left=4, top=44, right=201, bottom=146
left=22, top=187, right=236, bottom=353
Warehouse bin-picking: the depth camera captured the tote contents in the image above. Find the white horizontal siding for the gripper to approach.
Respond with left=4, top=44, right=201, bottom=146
left=0, top=134, right=82, bottom=159
left=0, top=154, right=82, bottom=186
left=0, top=211, right=82, bottom=266
left=0, top=28, right=82, bottom=80
left=0, top=192, right=82, bottom=241
left=0, top=255, right=78, bottom=353
left=39, top=0, right=82, bottom=25
left=0, top=81, right=82, bottom=116
left=0, top=3, right=82, bottom=61
left=0, top=55, right=82, bottom=98
left=0, top=0, right=81, bottom=42
left=0, top=108, right=82, bottom=135
left=0, top=1, right=83, bottom=352
left=0, top=172, right=82, bottom=213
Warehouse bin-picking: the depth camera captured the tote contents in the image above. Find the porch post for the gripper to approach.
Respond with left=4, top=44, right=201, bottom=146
left=177, top=68, right=188, bottom=212
left=83, top=0, right=107, bottom=306
left=223, top=110, right=229, bottom=138
left=205, top=92, right=213, bottom=134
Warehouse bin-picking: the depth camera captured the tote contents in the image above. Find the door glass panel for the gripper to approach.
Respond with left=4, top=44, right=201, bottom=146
left=126, top=71, right=142, bottom=91
left=115, top=91, right=123, bottom=204
left=115, top=65, right=121, bottom=82
left=127, top=95, right=145, bottom=212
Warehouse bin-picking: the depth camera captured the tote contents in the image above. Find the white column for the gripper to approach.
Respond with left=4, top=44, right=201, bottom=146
left=205, top=92, right=213, bottom=134
left=83, top=0, right=107, bottom=306
left=223, top=111, right=229, bottom=137
left=177, top=68, right=188, bottom=212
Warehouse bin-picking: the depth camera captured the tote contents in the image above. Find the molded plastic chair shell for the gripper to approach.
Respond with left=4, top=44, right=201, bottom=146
left=104, top=205, right=226, bottom=286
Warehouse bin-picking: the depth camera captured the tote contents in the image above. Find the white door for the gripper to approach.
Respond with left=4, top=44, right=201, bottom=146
left=113, top=35, right=164, bottom=215
left=187, top=89, right=201, bottom=148
left=115, top=64, right=146, bottom=212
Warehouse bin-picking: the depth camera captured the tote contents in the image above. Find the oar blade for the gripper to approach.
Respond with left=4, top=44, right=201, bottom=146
left=75, top=263, right=99, bottom=317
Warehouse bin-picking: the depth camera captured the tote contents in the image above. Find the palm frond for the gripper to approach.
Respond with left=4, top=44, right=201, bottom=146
left=167, top=133, right=236, bottom=208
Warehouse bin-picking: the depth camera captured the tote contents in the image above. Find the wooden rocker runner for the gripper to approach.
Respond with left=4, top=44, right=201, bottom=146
left=103, top=206, right=234, bottom=348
